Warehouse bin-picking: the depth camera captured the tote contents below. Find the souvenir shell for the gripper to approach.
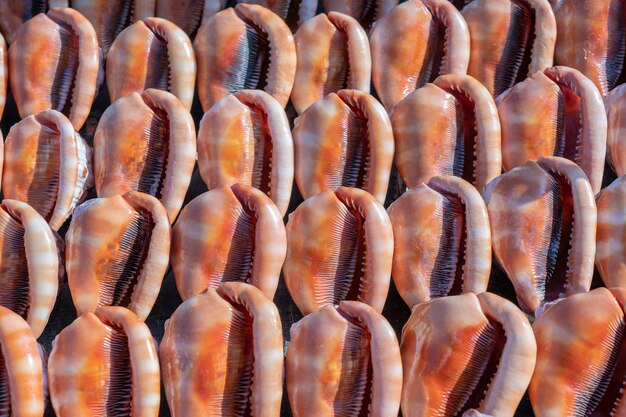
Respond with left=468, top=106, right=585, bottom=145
left=8, top=7, right=102, bottom=131
left=2, top=109, right=93, bottom=231
left=71, top=0, right=156, bottom=56
left=293, top=89, right=394, bottom=203
left=462, top=0, right=556, bottom=97
left=486, top=156, right=596, bottom=316
left=390, top=73, right=501, bottom=194
left=401, top=292, right=536, bottom=417
left=0, top=306, right=47, bottom=417
left=284, top=186, right=393, bottom=315
left=387, top=175, right=491, bottom=308
left=531, top=287, right=626, bottom=416
left=93, top=88, right=196, bottom=223
left=48, top=306, right=160, bottom=417
left=107, top=17, right=196, bottom=109
left=287, top=301, right=402, bottom=417
left=291, top=11, right=371, bottom=114
left=0, top=200, right=62, bottom=338
left=194, top=3, right=296, bottom=110
left=498, top=66, right=607, bottom=193
left=160, top=282, right=283, bottom=417
left=171, top=184, right=286, bottom=301
left=370, top=0, right=470, bottom=112
left=197, top=89, right=294, bottom=216
left=66, top=192, right=170, bottom=321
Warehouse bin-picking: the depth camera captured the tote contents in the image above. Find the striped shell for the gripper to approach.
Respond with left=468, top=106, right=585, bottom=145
left=2, top=109, right=93, bottom=231
left=66, top=191, right=170, bottom=321
left=49, top=306, right=160, bottom=417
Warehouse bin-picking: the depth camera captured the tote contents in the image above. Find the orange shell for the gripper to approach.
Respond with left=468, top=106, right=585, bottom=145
left=160, top=282, right=283, bottom=417
left=171, top=183, right=286, bottom=301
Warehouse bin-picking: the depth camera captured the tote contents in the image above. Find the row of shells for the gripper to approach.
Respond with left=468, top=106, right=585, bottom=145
left=0, top=0, right=622, bottom=417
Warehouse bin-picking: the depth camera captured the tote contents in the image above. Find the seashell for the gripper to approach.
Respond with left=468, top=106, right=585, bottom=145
left=0, top=0, right=68, bottom=44
left=401, top=292, right=536, bottom=417
left=554, top=0, right=625, bottom=96
left=160, top=282, right=283, bottom=417
left=156, top=0, right=225, bottom=37
left=0, top=32, right=6, bottom=120
left=291, top=12, right=371, bottom=114
left=486, top=156, right=596, bottom=317
left=530, top=287, right=626, bottom=416
left=387, top=175, right=491, bottom=308
left=292, top=89, right=394, bottom=203
left=0, top=199, right=62, bottom=338
left=370, top=0, right=470, bottom=112
left=93, top=88, right=196, bottom=224
left=287, top=300, right=402, bottom=417
left=497, top=66, right=607, bottom=193
left=2, top=109, right=93, bottom=231
left=194, top=3, right=297, bottom=110
left=171, top=183, right=286, bottom=301
left=66, top=191, right=170, bottom=321
left=0, top=306, right=47, bottom=417
left=462, top=0, right=556, bottom=97
left=390, top=73, right=501, bottom=195
left=48, top=306, right=160, bottom=417
left=238, top=0, right=319, bottom=31
left=106, top=17, right=196, bottom=110
left=197, top=89, right=294, bottom=216
left=604, top=83, right=626, bottom=177
left=321, top=0, right=398, bottom=31
left=595, top=176, right=626, bottom=288
left=284, top=186, right=393, bottom=315
left=71, top=0, right=156, bottom=56
left=8, top=7, right=102, bottom=131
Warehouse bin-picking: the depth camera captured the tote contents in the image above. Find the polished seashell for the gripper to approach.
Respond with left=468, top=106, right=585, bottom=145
left=462, top=0, right=556, bottom=97
left=0, top=199, right=62, bottom=338
left=238, top=0, right=319, bottom=30
left=0, top=32, right=7, bottom=120
left=161, top=282, right=283, bottom=417
left=71, top=0, right=156, bottom=56
left=2, top=109, right=93, bottom=231
left=171, top=183, right=285, bottom=301
left=284, top=187, right=393, bottom=315
left=93, top=88, right=196, bottom=224
left=48, top=306, right=160, bottom=417
left=194, top=3, right=297, bottom=110
left=370, top=0, right=470, bottom=112
left=292, top=89, right=394, bottom=203
left=0, top=0, right=67, bottom=44
left=156, top=0, right=227, bottom=38
left=387, top=175, right=491, bottom=308
left=604, top=83, right=626, bottom=177
left=498, top=66, right=607, bottom=193
left=321, top=0, right=397, bottom=31
left=486, top=156, right=596, bottom=316
left=595, top=176, right=626, bottom=288
left=66, top=191, right=170, bottom=321
left=9, top=7, right=102, bottom=131
left=287, top=301, right=402, bottom=417
left=390, top=73, right=501, bottom=194
left=107, top=17, right=196, bottom=110
left=291, top=11, right=370, bottom=114
left=0, top=306, right=47, bottom=417
left=554, top=0, right=625, bottom=96
left=530, top=287, right=626, bottom=416
left=197, top=89, right=294, bottom=216
left=401, top=292, right=536, bottom=417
